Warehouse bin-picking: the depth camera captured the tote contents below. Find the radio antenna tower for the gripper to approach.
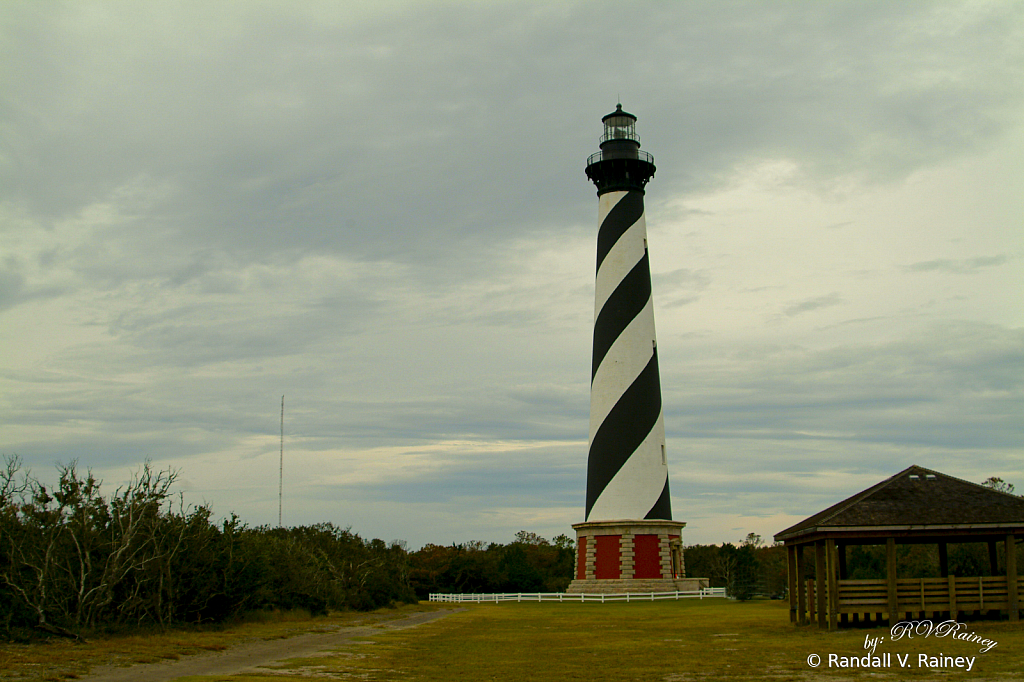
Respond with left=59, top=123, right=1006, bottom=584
left=279, top=395, right=284, bottom=527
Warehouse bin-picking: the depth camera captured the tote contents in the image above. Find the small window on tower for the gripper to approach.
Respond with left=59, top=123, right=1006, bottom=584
left=661, top=444, right=666, bottom=465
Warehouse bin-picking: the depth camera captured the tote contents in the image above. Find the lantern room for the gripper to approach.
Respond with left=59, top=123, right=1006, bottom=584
left=586, top=103, right=655, bottom=194
left=601, top=104, right=640, bottom=145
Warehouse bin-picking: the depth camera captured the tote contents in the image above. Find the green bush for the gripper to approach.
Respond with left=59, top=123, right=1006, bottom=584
left=0, top=456, right=416, bottom=639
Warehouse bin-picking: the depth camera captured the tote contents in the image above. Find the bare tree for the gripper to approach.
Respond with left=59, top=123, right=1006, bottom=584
left=0, top=459, right=84, bottom=638
left=981, top=476, right=1017, bottom=495
left=0, top=459, right=182, bottom=634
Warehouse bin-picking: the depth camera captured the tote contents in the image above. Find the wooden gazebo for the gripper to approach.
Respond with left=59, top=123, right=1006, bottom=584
left=774, top=465, right=1024, bottom=629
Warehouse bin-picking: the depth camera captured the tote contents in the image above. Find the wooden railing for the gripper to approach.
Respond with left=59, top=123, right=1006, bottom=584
left=803, top=576, right=1024, bottom=621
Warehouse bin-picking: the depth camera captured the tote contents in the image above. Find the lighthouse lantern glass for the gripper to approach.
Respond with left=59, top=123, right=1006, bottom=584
left=603, top=115, right=638, bottom=143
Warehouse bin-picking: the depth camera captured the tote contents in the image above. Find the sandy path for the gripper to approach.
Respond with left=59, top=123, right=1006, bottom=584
left=76, top=609, right=458, bottom=681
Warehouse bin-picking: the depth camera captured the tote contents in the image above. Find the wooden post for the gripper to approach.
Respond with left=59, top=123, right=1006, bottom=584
left=886, top=538, right=898, bottom=626
left=815, top=541, right=827, bottom=630
left=807, top=578, right=815, bottom=623
left=839, top=540, right=847, bottom=622
left=787, top=544, right=797, bottom=623
left=838, top=542, right=849, bottom=626
left=987, top=540, right=1001, bottom=619
left=826, top=538, right=838, bottom=630
left=796, top=546, right=807, bottom=625
left=1006, top=534, right=1019, bottom=622
left=948, top=574, right=957, bottom=620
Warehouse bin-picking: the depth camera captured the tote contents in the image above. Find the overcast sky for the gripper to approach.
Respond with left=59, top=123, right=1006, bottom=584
left=2, top=1, right=1022, bottom=549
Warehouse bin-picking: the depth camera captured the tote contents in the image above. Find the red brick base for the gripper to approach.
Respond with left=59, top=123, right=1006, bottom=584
left=571, top=519, right=687, bottom=586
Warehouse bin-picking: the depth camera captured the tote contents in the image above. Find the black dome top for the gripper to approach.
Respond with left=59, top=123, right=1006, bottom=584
left=601, top=103, right=637, bottom=123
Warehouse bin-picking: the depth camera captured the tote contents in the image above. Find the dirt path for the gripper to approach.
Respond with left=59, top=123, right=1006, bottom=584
left=76, top=609, right=459, bottom=681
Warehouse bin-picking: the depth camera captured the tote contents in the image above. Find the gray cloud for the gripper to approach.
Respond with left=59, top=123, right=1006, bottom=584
left=664, top=321, right=1024, bottom=450
left=782, top=292, right=845, bottom=317
left=905, top=255, right=1009, bottom=274
left=5, top=2, right=1020, bottom=265
left=2, top=1, right=1021, bottom=547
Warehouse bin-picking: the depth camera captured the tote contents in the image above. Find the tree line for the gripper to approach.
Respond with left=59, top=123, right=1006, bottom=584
left=685, top=534, right=787, bottom=600
left=0, top=457, right=416, bottom=639
left=0, top=457, right=577, bottom=639
left=409, top=531, right=577, bottom=598
left=4, top=456, right=1018, bottom=639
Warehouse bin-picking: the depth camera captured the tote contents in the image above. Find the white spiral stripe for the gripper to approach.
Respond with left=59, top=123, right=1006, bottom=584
left=586, top=412, right=668, bottom=520
left=595, top=213, right=647, bottom=316
left=589, top=297, right=656, bottom=443
left=597, top=189, right=627, bottom=223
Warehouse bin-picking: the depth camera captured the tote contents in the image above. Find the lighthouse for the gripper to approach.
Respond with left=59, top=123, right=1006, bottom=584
left=568, top=105, right=699, bottom=593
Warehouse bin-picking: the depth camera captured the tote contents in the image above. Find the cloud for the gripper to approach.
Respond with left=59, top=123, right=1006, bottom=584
left=0, top=269, right=25, bottom=311
left=782, top=292, right=846, bottom=317
left=905, top=255, right=1009, bottom=274
left=1, top=1, right=1022, bottom=548
left=664, top=321, right=1024, bottom=452
left=5, top=2, right=1021, bottom=265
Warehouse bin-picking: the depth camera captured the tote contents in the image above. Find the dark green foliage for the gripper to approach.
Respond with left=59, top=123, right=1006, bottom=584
left=0, top=456, right=415, bottom=639
left=682, top=537, right=787, bottom=600
left=844, top=542, right=1014, bottom=580
left=498, top=544, right=543, bottom=592
left=948, top=542, right=994, bottom=577
left=846, top=544, right=886, bottom=579
left=721, top=543, right=760, bottom=600
left=407, top=531, right=575, bottom=599
left=678, top=544, right=724, bottom=587
left=800, top=540, right=1022, bottom=587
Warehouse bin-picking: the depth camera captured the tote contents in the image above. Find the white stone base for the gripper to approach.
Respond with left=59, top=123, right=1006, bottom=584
left=565, top=577, right=710, bottom=594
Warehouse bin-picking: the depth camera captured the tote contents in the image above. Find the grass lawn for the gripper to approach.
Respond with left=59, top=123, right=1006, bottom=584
left=4, top=600, right=1023, bottom=681
left=0, top=604, right=445, bottom=682
left=285, top=600, right=1024, bottom=682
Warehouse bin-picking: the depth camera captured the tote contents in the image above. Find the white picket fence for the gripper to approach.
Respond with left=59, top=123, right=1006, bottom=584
left=429, top=587, right=727, bottom=603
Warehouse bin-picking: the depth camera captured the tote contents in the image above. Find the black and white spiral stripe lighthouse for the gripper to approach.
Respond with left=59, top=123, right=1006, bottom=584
left=568, top=105, right=698, bottom=593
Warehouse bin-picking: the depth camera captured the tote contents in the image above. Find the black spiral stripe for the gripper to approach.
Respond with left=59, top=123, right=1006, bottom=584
left=591, top=251, right=651, bottom=381
left=645, top=477, right=672, bottom=520
left=586, top=349, right=663, bottom=519
left=595, top=190, right=645, bottom=274
left=586, top=188, right=671, bottom=521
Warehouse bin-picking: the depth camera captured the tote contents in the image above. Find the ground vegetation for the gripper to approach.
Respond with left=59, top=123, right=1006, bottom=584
left=0, top=457, right=416, bottom=640
left=299, top=600, right=1024, bottom=681
left=684, top=534, right=787, bottom=600
left=408, top=530, right=575, bottom=598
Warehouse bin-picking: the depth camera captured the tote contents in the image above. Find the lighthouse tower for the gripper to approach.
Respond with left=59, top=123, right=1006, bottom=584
left=568, top=105, right=698, bottom=593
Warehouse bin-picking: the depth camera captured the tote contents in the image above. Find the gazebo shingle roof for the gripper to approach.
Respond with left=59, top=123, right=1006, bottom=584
left=775, top=465, right=1024, bottom=542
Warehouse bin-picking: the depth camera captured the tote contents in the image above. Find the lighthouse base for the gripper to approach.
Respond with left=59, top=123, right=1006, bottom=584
left=568, top=519, right=707, bottom=593
left=565, top=577, right=709, bottom=594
